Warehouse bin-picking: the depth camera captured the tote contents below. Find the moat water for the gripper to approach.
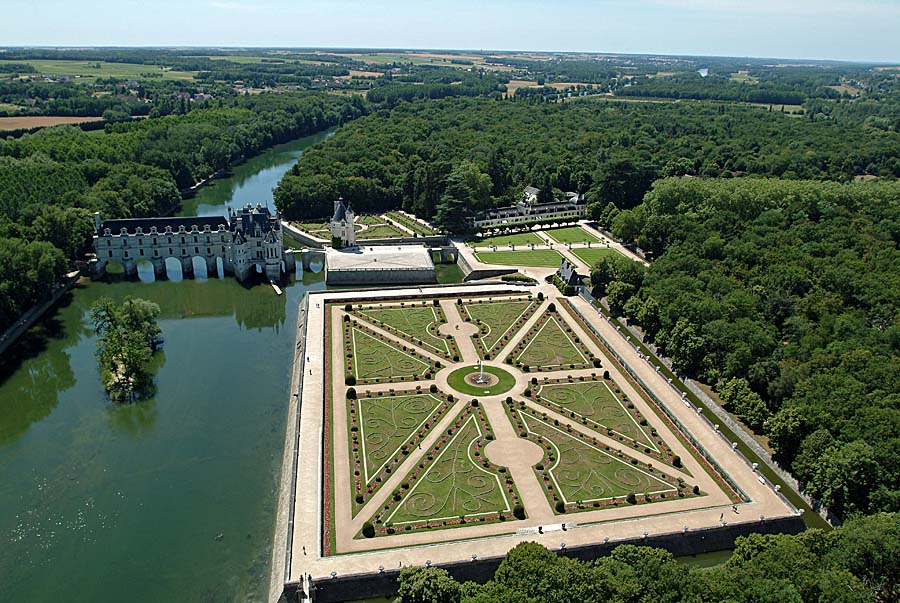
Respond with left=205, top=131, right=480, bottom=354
left=0, top=133, right=332, bottom=602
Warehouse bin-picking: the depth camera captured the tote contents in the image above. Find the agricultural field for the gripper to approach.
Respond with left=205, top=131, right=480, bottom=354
left=475, top=249, right=563, bottom=267
left=0, top=115, right=104, bottom=131
left=0, top=59, right=197, bottom=82
left=544, top=226, right=600, bottom=244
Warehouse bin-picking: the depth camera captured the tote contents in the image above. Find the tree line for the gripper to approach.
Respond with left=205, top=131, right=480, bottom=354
left=274, top=95, right=900, bottom=229
left=393, top=512, right=899, bottom=603
left=594, top=177, right=900, bottom=519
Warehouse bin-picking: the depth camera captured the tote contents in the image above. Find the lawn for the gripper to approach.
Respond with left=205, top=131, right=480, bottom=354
left=355, top=393, right=447, bottom=486
left=475, top=250, right=563, bottom=267
left=516, top=410, right=676, bottom=507
left=385, top=211, right=436, bottom=236
left=355, top=304, right=456, bottom=358
left=447, top=365, right=517, bottom=396
left=357, top=224, right=406, bottom=239
left=347, top=325, right=432, bottom=382
left=536, top=380, right=656, bottom=449
left=470, top=232, right=544, bottom=248
left=462, top=298, right=539, bottom=358
left=571, top=247, right=622, bottom=267
left=381, top=412, right=513, bottom=526
left=509, top=314, right=591, bottom=370
left=545, top=226, right=600, bottom=245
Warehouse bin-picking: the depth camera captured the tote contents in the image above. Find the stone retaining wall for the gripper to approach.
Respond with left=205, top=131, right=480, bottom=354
left=304, top=516, right=805, bottom=603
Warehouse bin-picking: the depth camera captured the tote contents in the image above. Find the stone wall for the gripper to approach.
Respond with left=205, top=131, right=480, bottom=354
left=325, top=268, right=436, bottom=286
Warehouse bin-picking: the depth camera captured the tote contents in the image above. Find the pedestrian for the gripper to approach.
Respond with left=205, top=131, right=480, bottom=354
left=302, top=546, right=306, bottom=555
left=732, top=505, right=738, bottom=513
left=719, top=512, right=724, bottom=521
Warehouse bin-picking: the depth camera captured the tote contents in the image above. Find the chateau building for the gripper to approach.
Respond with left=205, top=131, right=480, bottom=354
left=91, top=203, right=292, bottom=282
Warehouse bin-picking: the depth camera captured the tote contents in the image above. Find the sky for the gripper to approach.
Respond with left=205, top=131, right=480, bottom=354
left=3, top=0, right=900, bottom=63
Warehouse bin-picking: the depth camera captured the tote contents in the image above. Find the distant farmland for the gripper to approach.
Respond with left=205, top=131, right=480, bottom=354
left=0, top=59, right=197, bottom=82
left=0, top=115, right=104, bottom=131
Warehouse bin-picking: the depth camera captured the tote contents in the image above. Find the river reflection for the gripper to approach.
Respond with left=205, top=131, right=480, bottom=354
left=0, top=132, right=331, bottom=603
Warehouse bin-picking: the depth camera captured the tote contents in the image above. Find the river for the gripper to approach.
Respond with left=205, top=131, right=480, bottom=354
left=0, top=133, right=330, bottom=602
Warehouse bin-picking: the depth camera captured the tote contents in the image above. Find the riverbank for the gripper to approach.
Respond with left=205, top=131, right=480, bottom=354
left=0, top=270, right=81, bottom=357
left=0, top=132, right=334, bottom=603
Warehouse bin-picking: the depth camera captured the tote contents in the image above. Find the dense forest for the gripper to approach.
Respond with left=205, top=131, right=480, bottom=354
left=0, top=92, right=365, bottom=332
left=274, top=95, right=900, bottom=227
left=595, top=177, right=900, bottom=518
left=393, top=513, right=899, bottom=603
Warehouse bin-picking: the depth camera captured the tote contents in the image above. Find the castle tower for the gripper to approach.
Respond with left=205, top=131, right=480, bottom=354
left=329, top=197, right=356, bottom=248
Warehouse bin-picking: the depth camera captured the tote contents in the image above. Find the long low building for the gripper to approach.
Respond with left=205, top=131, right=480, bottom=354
left=325, top=245, right=436, bottom=285
left=473, top=189, right=587, bottom=229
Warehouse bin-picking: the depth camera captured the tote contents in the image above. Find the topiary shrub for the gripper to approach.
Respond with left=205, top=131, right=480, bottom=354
left=355, top=494, right=364, bottom=504
left=593, top=358, right=602, bottom=368
left=471, top=399, right=479, bottom=407
left=362, top=522, right=375, bottom=538
left=513, top=504, right=526, bottom=520
left=603, top=370, right=610, bottom=380
left=345, top=375, right=356, bottom=386
left=692, top=485, right=700, bottom=495
left=344, top=303, right=352, bottom=312
left=429, top=383, right=438, bottom=393
left=555, top=500, right=566, bottom=513
left=626, top=493, right=637, bottom=504
left=673, top=455, right=682, bottom=468
left=346, top=387, right=357, bottom=400
left=433, top=299, right=440, bottom=306
left=537, top=292, right=544, bottom=301
left=548, top=302, right=556, bottom=312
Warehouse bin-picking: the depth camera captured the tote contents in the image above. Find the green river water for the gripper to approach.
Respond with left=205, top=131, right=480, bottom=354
left=0, top=133, right=332, bottom=602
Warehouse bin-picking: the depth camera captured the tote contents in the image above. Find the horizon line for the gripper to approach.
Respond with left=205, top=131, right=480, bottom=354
left=1, top=45, right=897, bottom=66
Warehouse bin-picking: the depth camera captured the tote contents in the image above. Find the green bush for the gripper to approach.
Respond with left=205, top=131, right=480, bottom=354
left=345, top=374, right=356, bottom=386
left=555, top=500, right=566, bottom=513
left=626, top=493, right=637, bottom=504
left=346, top=387, right=357, bottom=399
left=362, top=522, right=375, bottom=538
left=513, top=504, right=526, bottom=520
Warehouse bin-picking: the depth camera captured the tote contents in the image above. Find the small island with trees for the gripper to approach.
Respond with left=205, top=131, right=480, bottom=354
left=91, top=297, right=162, bottom=402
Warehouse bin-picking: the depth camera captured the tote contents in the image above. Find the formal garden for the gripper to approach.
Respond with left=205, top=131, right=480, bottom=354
left=460, top=296, right=540, bottom=359
left=364, top=403, right=524, bottom=536
left=505, top=399, right=699, bottom=514
left=351, top=301, right=460, bottom=360
left=343, top=319, right=440, bottom=383
left=323, top=292, right=744, bottom=551
left=505, top=307, right=596, bottom=371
